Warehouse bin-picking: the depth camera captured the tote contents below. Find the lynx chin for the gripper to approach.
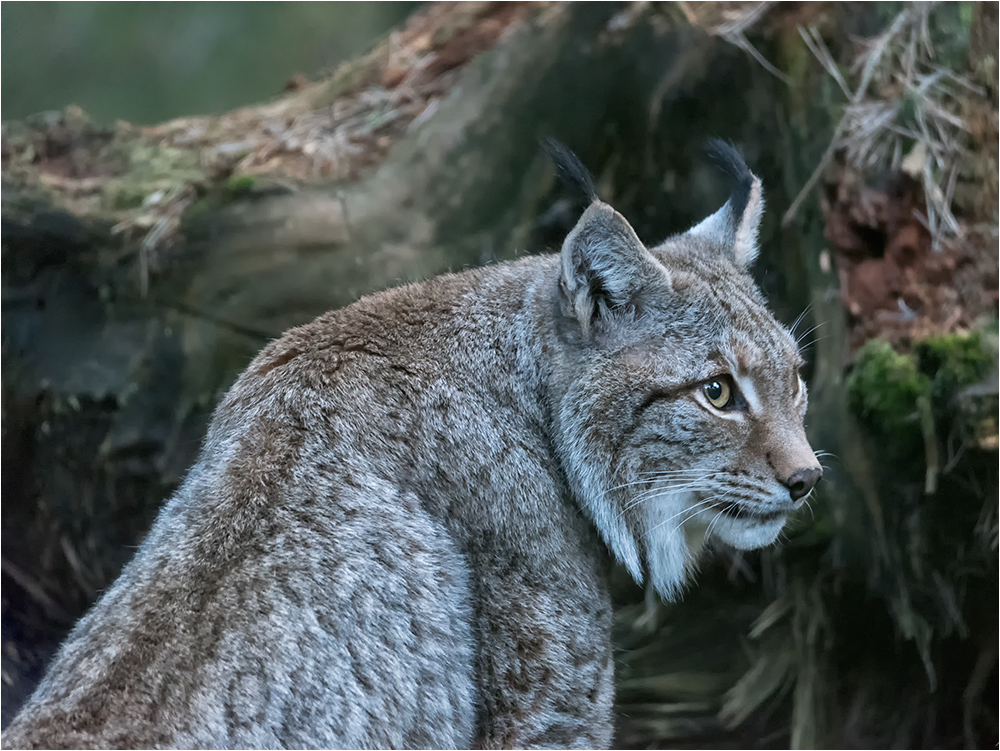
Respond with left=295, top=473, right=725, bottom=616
left=3, top=141, right=821, bottom=749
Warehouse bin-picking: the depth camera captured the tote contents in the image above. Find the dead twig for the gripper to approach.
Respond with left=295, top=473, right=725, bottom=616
left=710, top=2, right=792, bottom=85
left=785, top=2, right=979, bottom=251
left=783, top=8, right=910, bottom=226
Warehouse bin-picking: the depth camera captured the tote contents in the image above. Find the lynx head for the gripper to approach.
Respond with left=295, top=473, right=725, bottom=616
left=547, top=140, right=821, bottom=600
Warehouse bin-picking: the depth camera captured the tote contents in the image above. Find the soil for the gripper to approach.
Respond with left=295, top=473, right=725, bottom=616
left=822, top=163, right=999, bottom=355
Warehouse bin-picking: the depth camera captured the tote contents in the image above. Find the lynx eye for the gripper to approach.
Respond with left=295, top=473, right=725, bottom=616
left=703, top=379, right=732, bottom=409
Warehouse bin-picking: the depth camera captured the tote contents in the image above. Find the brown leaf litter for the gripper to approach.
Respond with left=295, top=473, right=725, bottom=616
left=822, top=163, right=998, bottom=355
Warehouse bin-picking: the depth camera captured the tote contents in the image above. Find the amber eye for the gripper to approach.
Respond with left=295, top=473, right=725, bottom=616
left=703, top=379, right=732, bottom=409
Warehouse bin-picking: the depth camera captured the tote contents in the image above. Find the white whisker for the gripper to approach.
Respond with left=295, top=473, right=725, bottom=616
left=789, top=303, right=815, bottom=339
left=794, top=320, right=827, bottom=348
left=606, top=474, right=712, bottom=493
left=636, top=469, right=712, bottom=478
left=645, top=483, right=746, bottom=541
left=705, top=504, right=732, bottom=540
left=642, top=496, right=725, bottom=539
left=801, top=497, right=815, bottom=521
left=611, top=477, right=718, bottom=522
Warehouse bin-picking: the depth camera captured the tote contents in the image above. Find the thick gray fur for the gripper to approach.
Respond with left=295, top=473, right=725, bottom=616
left=3, top=143, right=820, bottom=749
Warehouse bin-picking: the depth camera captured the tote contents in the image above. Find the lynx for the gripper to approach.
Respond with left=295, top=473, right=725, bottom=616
left=3, top=142, right=820, bottom=749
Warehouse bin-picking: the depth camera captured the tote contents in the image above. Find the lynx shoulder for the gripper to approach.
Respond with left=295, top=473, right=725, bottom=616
left=3, top=142, right=820, bottom=749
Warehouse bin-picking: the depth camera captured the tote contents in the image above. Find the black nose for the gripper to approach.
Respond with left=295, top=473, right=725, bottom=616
left=786, top=467, right=822, bottom=501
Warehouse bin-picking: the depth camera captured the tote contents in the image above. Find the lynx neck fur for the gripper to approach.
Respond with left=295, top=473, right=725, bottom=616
left=3, top=142, right=821, bottom=749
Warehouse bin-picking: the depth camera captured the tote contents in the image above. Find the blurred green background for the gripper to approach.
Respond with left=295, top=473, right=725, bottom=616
left=1, top=2, right=420, bottom=125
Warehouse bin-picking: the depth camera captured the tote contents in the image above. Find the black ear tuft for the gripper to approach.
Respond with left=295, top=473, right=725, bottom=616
left=686, top=138, right=765, bottom=267
left=542, top=138, right=600, bottom=206
left=704, top=138, right=753, bottom=223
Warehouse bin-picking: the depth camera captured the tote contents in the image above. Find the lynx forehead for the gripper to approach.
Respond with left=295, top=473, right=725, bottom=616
left=4, top=141, right=820, bottom=749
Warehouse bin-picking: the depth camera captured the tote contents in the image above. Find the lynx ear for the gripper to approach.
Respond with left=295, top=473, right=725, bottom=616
left=560, top=202, right=662, bottom=337
left=686, top=140, right=764, bottom=267
left=544, top=139, right=664, bottom=336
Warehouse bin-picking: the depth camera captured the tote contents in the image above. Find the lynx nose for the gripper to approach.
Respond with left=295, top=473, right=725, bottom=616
left=786, top=467, right=822, bottom=501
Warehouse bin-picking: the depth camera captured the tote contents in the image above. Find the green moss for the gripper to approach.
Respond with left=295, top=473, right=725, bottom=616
left=226, top=175, right=255, bottom=195
left=101, top=141, right=206, bottom=212
left=105, top=182, right=148, bottom=210
left=850, top=333, right=992, bottom=434
left=125, top=142, right=201, bottom=177
left=848, top=332, right=994, bottom=470
left=848, top=339, right=928, bottom=436
left=916, top=331, right=991, bottom=384
left=916, top=331, right=993, bottom=406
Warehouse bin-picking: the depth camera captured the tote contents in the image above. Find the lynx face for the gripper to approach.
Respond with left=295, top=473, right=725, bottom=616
left=551, top=143, right=821, bottom=599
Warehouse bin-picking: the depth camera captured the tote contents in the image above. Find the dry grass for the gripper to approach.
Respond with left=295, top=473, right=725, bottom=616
left=786, top=2, right=983, bottom=251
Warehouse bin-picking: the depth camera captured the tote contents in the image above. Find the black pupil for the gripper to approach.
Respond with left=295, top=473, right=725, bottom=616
left=706, top=381, right=723, bottom=401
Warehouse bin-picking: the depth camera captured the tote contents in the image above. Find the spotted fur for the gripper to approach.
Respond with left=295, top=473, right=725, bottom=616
left=3, top=144, right=819, bottom=749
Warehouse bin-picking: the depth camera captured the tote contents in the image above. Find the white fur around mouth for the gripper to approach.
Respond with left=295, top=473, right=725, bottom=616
left=708, top=504, right=790, bottom=554
left=721, top=505, right=788, bottom=524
